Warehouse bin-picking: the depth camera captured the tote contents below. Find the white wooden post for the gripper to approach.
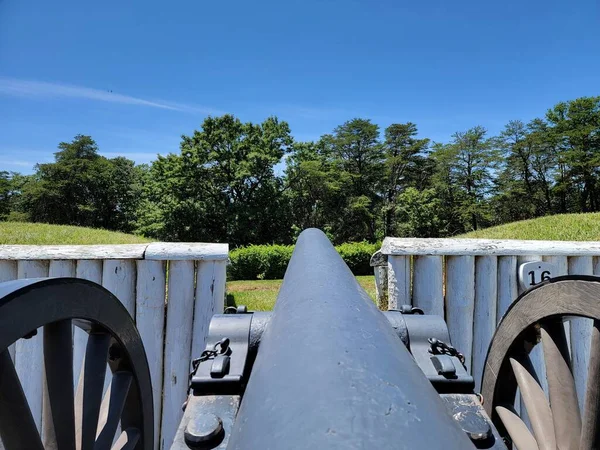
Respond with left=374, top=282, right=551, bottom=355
left=191, top=261, right=227, bottom=360
left=160, top=260, right=195, bottom=450
left=412, top=256, right=443, bottom=316
left=472, top=255, right=497, bottom=393
left=568, top=256, right=594, bottom=411
left=16, top=260, right=49, bottom=430
left=102, top=260, right=136, bottom=317
left=73, top=260, right=103, bottom=389
left=0, top=260, right=18, bottom=360
left=387, top=256, right=410, bottom=310
left=135, top=260, right=166, bottom=450
left=445, top=256, right=475, bottom=372
left=496, top=256, right=518, bottom=322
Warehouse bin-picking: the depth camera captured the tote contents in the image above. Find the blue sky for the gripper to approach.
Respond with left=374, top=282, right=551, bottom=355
left=1, top=0, right=599, bottom=173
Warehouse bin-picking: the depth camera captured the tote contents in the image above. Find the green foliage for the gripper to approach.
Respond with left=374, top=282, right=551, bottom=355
left=229, top=241, right=379, bottom=280
left=14, top=135, right=142, bottom=232
left=395, top=188, right=442, bottom=237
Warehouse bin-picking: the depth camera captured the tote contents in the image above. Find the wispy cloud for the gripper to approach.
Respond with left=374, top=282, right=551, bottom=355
left=0, top=77, right=222, bottom=114
left=0, top=159, right=34, bottom=168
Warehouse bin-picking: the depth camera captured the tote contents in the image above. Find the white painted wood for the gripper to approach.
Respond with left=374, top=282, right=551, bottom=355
left=135, top=260, right=166, bottom=450
left=145, top=243, right=228, bottom=261
left=594, top=256, right=600, bottom=277
left=472, top=256, right=497, bottom=393
left=16, top=260, right=49, bottom=430
left=496, top=256, right=518, bottom=322
left=387, top=256, right=410, bottom=310
left=191, top=261, right=227, bottom=362
left=412, top=256, right=443, bottom=316
left=102, top=260, right=136, bottom=317
left=161, top=260, right=195, bottom=450
left=445, top=256, right=475, bottom=372
left=0, top=260, right=18, bottom=360
left=568, top=256, right=594, bottom=411
left=73, top=260, right=102, bottom=389
left=383, top=237, right=600, bottom=256
left=0, top=244, right=148, bottom=260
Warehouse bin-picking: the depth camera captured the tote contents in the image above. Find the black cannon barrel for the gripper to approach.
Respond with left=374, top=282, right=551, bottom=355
left=227, top=229, right=473, bottom=449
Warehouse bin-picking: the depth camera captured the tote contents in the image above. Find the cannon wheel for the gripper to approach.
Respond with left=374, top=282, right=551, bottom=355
left=0, top=278, right=153, bottom=450
left=482, top=276, right=600, bottom=450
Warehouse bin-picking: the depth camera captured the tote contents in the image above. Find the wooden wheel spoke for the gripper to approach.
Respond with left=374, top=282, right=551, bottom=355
left=510, top=357, right=556, bottom=450
left=580, top=320, right=600, bottom=450
left=44, top=319, right=76, bottom=450
left=75, top=332, right=111, bottom=450
left=496, top=406, right=539, bottom=450
left=111, top=428, right=140, bottom=450
left=95, top=371, right=133, bottom=450
left=539, top=321, right=581, bottom=449
left=0, top=350, right=44, bottom=450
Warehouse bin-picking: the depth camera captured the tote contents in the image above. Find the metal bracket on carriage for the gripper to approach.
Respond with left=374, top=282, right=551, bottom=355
left=190, top=309, right=271, bottom=396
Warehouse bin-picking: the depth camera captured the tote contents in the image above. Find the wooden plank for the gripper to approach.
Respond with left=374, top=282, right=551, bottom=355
left=445, top=256, right=475, bottom=373
left=496, top=256, right=518, bottom=322
left=48, top=260, right=76, bottom=277
left=0, top=261, right=18, bottom=361
left=569, top=256, right=594, bottom=412
left=135, top=260, right=166, bottom=450
left=16, top=260, right=49, bottom=431
left=0, top=244, right=147, bottom=260
left=44, top=260, right=77, bottom=440
left=543, top=255, right=570, bottom=351
left=191, top=261, right=227, bottom=362
left=387, top=256, right=410, bottom=310
left=412, top=256, right=443, bottom=316
left=73, top=261, right=102, bottom=390
left=382, top=237, right=600, bottom=256
left=102, top=260, right=136, bottom=317
left=161, top=260, right=195, bottom=450
left=472, top=255, right=497, bottom=393
left=145, top=243, right=228, bottom=261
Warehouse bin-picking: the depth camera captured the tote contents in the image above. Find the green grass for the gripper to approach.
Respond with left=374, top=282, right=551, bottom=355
left=0, top=222, right=150, bottom=245
left=460, top=213, right=600, bottom=241
left=227, top=275, right=377, bottom=311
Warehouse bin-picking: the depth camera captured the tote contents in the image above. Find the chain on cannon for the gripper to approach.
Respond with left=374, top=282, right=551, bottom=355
left=2, top=229, right=600, bottom=449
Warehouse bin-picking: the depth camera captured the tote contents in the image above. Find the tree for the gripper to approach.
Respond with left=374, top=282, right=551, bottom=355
left=20, top=135, right=141, bottom=231
left=0, top=171, right=13, bottom=220
left=139, top=115, right=293, bottom=245
left=322, top=118, right=384, bottom=242
left=546, top=97, right=600, bottom=212
left=381, top=123, right=430, bottom=236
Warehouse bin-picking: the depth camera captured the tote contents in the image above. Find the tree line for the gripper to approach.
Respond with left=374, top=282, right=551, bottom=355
left=1, top=96, right=599, bottom=246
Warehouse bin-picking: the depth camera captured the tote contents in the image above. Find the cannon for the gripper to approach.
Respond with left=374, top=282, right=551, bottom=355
left=1, top=228, right=599, bottom=449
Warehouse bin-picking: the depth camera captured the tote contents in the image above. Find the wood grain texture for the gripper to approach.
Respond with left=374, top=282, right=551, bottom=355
left=445, top=255, right=475, bottom=372
left=568, top=256, right=594, bottom=411
left=102, top=260, right=136, bottom=317
left=135, top=260, right=166, bottom=450
left=73, top=261, right=102, bottom=391
left=0, top=245, right=147, bottom=260
left=383, top=237, right=600, bottom=256
left=497, top=256, right=518, bottom=323
left=15, top=260, right=49, bottom=430
left=412, top=256, right=443, bottom=316
left=160, top=260, right=195, bottom=450
left=472, top=255, right=497, bottom=393
left=145, top=243, right=228, bottom=261
left=387, top=256, right=410, bottom=310
left=190, top=261, right=227, bottom=362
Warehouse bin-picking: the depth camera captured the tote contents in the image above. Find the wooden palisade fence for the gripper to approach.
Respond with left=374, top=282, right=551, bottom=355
left=0, top=242, right=228, bottom=450
left=374, top=237, right=600, bottom=411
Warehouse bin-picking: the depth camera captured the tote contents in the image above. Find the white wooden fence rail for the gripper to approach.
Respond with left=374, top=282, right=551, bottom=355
left=376, top=237, right=600, bottom=401
left=0, top=242, right=228, bottom=450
